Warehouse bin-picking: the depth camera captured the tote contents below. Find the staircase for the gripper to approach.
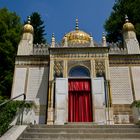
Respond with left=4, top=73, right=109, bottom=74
left=17, top=124, right=140, bottom=140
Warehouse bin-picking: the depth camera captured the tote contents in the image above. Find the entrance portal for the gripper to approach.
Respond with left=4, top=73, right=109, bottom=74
left=68, top=79, right=93, bottom=122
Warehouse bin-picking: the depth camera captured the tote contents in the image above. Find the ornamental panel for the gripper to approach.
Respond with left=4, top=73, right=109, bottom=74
left=95, top=60, right=105, bottom=77
left=54, top=61, right=63, bottom=78
left=110, top=67, right=133, bottom=104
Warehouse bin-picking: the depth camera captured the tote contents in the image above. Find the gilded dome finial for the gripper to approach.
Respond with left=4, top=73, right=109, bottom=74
left=23, top=16, right=34, bottom=34
left=123, top=15, right=135, bottom=32
left=75, top=18, right=79, bottom=30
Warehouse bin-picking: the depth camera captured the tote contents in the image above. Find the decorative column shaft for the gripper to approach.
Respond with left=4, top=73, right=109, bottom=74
left=90, top=60, right=96, bottom=78
left=63, top=60, right=68, bottom=78
left=47, top=60, right=54, bottom=124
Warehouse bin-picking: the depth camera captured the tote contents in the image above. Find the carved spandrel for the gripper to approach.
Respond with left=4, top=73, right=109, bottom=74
left=95, top=60, right=105, bottom=77
left=54, top=61, right=63, bottom=78
left=68, top=60, right=91, bottom=72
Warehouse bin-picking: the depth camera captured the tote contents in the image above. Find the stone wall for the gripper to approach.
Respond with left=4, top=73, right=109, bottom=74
left=131, top=67, right=140, bottom=100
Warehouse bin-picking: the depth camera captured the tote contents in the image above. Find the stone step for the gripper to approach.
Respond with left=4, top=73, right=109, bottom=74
left=26, top=127, right=140, bottom=133
left=19, top=138, right=140, bottom=140
left=19, top=133, right=140, bottom=139
left=18, top=124, right=140, bottom=140
left=30, top=124, right=140, bottom=129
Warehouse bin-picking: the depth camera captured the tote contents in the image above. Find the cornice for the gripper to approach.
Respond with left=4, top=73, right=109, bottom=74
left=109, top=54, right=140, bottom=66
left=49, top=47, right=109, bottom=59
left=15, top=55, right=49, bottom=66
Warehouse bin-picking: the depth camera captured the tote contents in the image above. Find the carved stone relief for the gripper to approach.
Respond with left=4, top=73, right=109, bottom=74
left=68, top=60, right=91, bottom=74
left=95, top=60, right=105, bottom=77
left=54, top=61, right=63, bottom=78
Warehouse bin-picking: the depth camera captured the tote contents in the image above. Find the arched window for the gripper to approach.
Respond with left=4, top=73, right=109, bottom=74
left=69, top=66, right=90, bottom=77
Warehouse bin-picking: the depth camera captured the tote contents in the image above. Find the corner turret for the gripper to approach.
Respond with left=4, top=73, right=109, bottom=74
left=17, top=16, right=34, bottom=55
left=123, top=15, right=140, bottom=54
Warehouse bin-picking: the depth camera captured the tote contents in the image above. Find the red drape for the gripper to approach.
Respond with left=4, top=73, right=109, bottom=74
left=68, top=79, right=93, bottom=122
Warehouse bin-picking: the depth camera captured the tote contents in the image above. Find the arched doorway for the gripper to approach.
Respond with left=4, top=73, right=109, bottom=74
left=68, top=66, right=93, bottom=122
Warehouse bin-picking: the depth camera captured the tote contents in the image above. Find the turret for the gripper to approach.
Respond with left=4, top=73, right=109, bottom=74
left=90, top=34, right=95, bottom=47
left=17, top=16, right=34, bottom=55
left=102, top=32, right=107, bottom=47
left=63, top=34, right=68, bottom=47
left=123, top=15, right=140, bottom=54
left=51, top=33, right=55, bottom=48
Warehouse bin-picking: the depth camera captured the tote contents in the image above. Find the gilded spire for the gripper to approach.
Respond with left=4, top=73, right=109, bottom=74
left=52, top=33, right=55, bottom=38
left=123, top=15, right=135, bottom=32
left=23, top=16, right=33, bottom=34
left=27, top=16, right=31, bottom=24
left=125, top=15, right=129, bottom=22
left=75, top=18, right=79, bottom=30
left=51, top=33, right=55, bottom=48
left=102, top=32, right=107, bottom=47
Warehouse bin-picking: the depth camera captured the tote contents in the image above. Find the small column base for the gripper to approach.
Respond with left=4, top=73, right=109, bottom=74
left=47, top=107, right=54, bottom=125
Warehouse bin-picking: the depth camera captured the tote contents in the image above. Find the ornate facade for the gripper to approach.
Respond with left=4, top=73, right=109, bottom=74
left=11, top=16, right=140, bottom=124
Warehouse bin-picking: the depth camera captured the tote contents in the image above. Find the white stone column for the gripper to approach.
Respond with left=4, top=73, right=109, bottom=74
left=90, top=60, right=96, bottom=78
left=105, top=59, right=113, bottom=124
left=105, top=59, right=110, bottom=80
left=47, top=60, right=54, bottom=124
left=63, top=60, right=68, bottom=78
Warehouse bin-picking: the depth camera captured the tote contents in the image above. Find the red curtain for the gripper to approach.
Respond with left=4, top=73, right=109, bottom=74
left=68, top=79, right=93, bottom=122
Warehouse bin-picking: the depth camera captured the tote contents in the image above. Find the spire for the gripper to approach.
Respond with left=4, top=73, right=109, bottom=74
left=125, top=15, right=129, bottom=23
left=75, top=18, right=79, bottom=30
left=17, top=16, right=33, bottom=55
left=23, top=16, right=34, bottom=34
left=102, top=32, right=107, bottom=47
left=63, top=34, right=68, bottom=47
left=51, top=33, right=55, bottom=48
left=90, top=34, right=95, bottom=47
left=123, top=15, right=135, bottom=32
left=27, top=16, right=31, bottom=24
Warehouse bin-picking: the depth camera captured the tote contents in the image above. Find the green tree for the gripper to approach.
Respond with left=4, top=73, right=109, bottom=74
left=30, top=12, right=46, bottom=44
left=0, top=8, right=22, bottom=98
left=104, top=0, right=140, bottom=43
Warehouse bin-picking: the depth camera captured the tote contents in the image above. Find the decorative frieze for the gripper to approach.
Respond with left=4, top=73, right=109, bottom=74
left=15, top=56, right=49, bottom=66
left=50, top=47, right=109, bottom=59
left=109, top=55, right=140, bottom=66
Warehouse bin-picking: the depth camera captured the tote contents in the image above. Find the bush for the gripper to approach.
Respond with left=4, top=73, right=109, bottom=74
left=131, top=100, right=140, bottom=108
left=0, top=100, right=32, bottom=136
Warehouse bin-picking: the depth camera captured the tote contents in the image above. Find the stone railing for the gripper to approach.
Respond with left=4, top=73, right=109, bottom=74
left=108, top=42, right=127, bottom=54
left=33, top=44, right=49, bottom=55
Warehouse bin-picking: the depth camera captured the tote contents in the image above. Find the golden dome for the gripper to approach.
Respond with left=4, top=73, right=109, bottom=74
left=123, top=15, right=135, bottom=32
left=63, top=30, right=91, bottom=45
left=62, top=18, right=91, bottom=46
left=23, top=17, right=34, bottom=34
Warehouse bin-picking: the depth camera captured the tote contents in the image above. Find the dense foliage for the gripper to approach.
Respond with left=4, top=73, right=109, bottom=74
left=0, top=100, right=32, bottom=136
left=104, top=0, right=140, bottom=43
left=0, top=8, right=22, bottom=98
left=131, top=100, right=140, bottom=108
left=30, top=12, right=46, bottom=44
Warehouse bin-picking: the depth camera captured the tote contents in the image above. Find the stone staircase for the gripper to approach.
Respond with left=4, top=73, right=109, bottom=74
left=17, top=124, right=140, bottom=140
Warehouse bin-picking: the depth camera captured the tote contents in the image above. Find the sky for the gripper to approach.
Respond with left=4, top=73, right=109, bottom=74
left=0, top=0, right=115, bottom=43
